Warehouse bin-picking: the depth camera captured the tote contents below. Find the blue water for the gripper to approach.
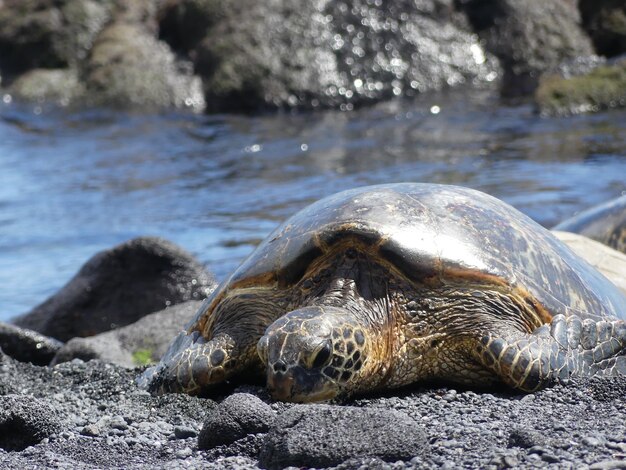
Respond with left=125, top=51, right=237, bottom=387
left=1, top=88, right=625, bottom=321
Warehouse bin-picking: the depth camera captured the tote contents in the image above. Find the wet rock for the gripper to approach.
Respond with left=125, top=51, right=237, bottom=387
left=194, top=0, right=499, bottom=112
left=158, top=0, right=227, bottom=53
left=534, top=59, right=626, bottom=115
left=114, top=0, right=161, bottom=27
left=258, top=404, right=427, bottom=469
left=579, top=0, right=626, bottom=58
left=459, top=0, right=595, bottom=96
left=0, top=394, right=63, bottom=451
left=0, top=322, right=62, bottom=365
left=84, top=22, right=205, bottom=111
left=53, top=0, right=112, bottom=66
left=0, top=0, right=66, bottom=74
left=198, top=393, right=276, bottom=449
left=0, top=0, right=204, bottom=111
left=2, top=0, right=609, bottom=113
left=13, top=237, right=215, bottom=342
left=548, top=55, right=608, bottom=81
left=0, top=0, right=111, bottom=77
left=52, top=300, right=204, bottom=367
left=9, top=68, right=84, bottom=105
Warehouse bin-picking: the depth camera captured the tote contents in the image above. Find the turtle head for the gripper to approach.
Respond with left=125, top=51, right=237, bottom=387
left=257, top=305, right=370, bottom=403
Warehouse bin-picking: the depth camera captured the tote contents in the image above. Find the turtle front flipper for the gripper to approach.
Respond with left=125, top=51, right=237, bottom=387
left=139, top=291, right=286, bottom=396
left=145, top=330, right=254, bottom=395
left=476, top=315, right=626, bottom=392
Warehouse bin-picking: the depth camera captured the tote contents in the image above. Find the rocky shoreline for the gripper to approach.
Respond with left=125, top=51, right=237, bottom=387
left=1, top=234, right=625, bottom=469
left=0, top=0, right=624, bottom=114
left=0, top=354, right=624, bottom=469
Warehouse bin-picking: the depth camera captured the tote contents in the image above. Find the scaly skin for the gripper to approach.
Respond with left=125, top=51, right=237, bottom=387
left=477, top=315, right=626, bottom=391
left=148, top=289, right=286, bottom=395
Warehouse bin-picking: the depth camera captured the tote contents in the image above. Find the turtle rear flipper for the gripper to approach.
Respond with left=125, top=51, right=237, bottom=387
left=476, top=315, right=626, bottom=392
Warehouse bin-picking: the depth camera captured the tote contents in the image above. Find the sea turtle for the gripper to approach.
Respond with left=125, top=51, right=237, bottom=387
left=141, top=183, right=626, bottom=403
left=553, top=194, right=626, bottom=254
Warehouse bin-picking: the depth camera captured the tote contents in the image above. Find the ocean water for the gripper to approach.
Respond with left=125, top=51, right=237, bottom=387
left=1, top=88, right=625, bottom=321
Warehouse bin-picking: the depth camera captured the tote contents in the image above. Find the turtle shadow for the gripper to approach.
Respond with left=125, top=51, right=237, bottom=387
left=344, top=379, right=524, bottom=406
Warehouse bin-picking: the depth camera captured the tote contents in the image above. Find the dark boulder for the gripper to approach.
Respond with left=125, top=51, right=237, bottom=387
left=9, top=68, right=84, bottom=105
left=2, top=0, right=615, bottom=113
left=0, top=322, right=62, bottom=365
left=0, top=0, right=111, bottom=78
left=509, top=427, right=551, bottom=449
left=0, top=0, right=205, bottom=111
left=458, top=0, right=595, bottom=96
left=198, top=393, right=276, bottom=449
left=52, top=300, right=204, bottom=367
left=157, top=0, right=227, bottom=54
left=84, top=21, right=205, bottom=111
left=579, top=0, right=626, bottom=58
left=0, top=394, right=63, bottom=451
left=192, top=0, right=499, bottom=112
left=259, top=404, right=428, bottom=469
left=13, top=237, right=215, bottom=342
left=0, top=0, right=67, bottom=75
left=0, top=350, right=18, bottom=395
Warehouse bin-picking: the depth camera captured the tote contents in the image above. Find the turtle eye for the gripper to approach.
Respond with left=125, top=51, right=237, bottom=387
left=310, top=341, right=332, bottom=369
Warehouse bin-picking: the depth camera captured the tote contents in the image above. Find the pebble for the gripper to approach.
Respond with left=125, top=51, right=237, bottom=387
left=1, top=350, right=624, bottom=468
left=528, top=446, right=547, bottom=455
left=439, top=439, right=460, bottom=448
left=80, top=424, right=100, bottom=437
left=110, top=416, right=129, bottom=430
left=175, top=447, right=193, bottom=459
left=589, top=461, right=626, bottom=470
left=174, top=426, right=197, bottom=439
left=541, top=453, right=560, bottom=463
left=582, top=437, right=602, bottom=447
left=606, top=442, right=626, bottom=452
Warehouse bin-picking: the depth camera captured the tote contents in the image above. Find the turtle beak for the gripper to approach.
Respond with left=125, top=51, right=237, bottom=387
left=266, top=365, right=338, bottom=403
left=267, top=371, right=295, bottom=402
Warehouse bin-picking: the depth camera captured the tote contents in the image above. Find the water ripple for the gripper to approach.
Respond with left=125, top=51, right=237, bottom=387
left=0, top=89, right=624, bottom=319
